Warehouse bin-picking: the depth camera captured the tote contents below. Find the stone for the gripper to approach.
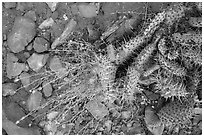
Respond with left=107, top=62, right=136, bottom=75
left=121, top=111, right=131, bottom=119
left=78, top=3, right=98, bottom=18
left=85, top=99, right=109, bottom=120
left=39, top=18, right=54, bottom=29
left=47, top=111, right=59, bottom=121
left=27, top=90, right=42, bottom=111
left=24, top=10, right=37, bottom=21
left=33, top=37, right=49, bottom=53
left=19, top=72, right=30, bottom=89
left=4, top=2, right=17, bottom=9
left=49, top=56, right=63, bottom=72
left=6, top=53, right=26, bottom=79
left=7, top=16, right=36, bottom=53
left=46, top=2, right=58, bottom=12
left=2, top=83, right=18, bottom=96
left=51, top=19, right=77, bottom=49
left=27, top=53, right=49, bottom=72
left=49, top=56, right=66, bottom=78
left=104, top=120, right=112, bottom=132
left=145, top=106, right=164, bottom=135
left=42, top=81, right=53, bottom=97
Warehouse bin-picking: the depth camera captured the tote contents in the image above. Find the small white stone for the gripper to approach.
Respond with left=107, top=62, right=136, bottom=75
left=47, top=111, right=59, bottom=121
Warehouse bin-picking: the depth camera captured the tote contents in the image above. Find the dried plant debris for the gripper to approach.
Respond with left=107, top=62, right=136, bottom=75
left=2, top=2, right=202, bottom=135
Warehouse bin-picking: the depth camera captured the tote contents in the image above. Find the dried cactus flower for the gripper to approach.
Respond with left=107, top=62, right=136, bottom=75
left=157, top=96, right=195, bottom=129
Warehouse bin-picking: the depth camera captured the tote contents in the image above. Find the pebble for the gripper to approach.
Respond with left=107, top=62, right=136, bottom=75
left=19, top=72, right=30, bottom=89
left=42, top=81, right=53, bottom=97
left=121, top=111, right=131, bottom=119
left=6, top=53, right=26, bottom=78
left=4, top=2, right=17, bottom=9
left=27, top=90, right=42, bottom=111
left=104, top=120, right=112, bottom=132
left=24, top=10, right=37, bottom=21
left=33, top=37, right=49, bottom=53
left=46, top=2, right=58, bottom=12
left=2, top=83, right=18, bottom=96
left=7, top=16, right=36, bottom=53
left=49, top=56, right=67, bottom=77
left=78, top=3, right=98, bottom=18
left=39, top=18, right=55, bottom=29
left=27, top=53, right=49, bottom=72
left=47, top=111, right=59, bottom=121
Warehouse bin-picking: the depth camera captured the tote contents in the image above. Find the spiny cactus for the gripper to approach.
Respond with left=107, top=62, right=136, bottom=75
left=157, top=53, right=186, bottom=77
left=125, top=65, right=142, bottom=101
left=96, top=54, right=117, bottom=100
left=164, top=2, right=190, bottom=27
left=117, top=10, right=166, bottom=64
left=153, top=71, right=188, bottom=100
left=157, top=96, right=195, bottom=128
left=133, top=35, right=161, bottom=71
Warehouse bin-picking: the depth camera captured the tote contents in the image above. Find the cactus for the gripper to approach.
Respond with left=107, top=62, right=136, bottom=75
left=153, top=70, right=188, bottom=100
left=157, top=53, right=187, bottom=77
left=125, top=66, right=142, bottom=101
left=96, top=54, right=117, bottom=100
left=157, top=96, right=194, bottom=128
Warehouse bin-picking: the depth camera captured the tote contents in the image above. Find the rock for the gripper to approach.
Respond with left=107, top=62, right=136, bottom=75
left=2, top=83, right=18, bottom=96
left=7, top=16, right=36, bottom=53
left=3, top=120, right=40, bottom=135
left=105, top=120, right=112, bottom=132
left=51, top=19, right=77, bottom=49
left=49, top=56, right=66, bottom=78
left=3, top=109, right=36, bottom=135
left=3, top=102, right=31, bottom=128
left=47, top=111, right=59, bottom=121
left=78, top=3, right=99, bottom=18
left=4, top=2, right=17, bottom=9
left=49, top=56, right=63, bottom=72
left=145, top=106, right=164, bottom=135
left=6, top=53, right=26, bottom=79
left=87, top=25, right=100, bottom=40
left=24, top=10, right=37, bottom=21
left=42, top=81, right=53, bottom=97
left=121, top=111, right=131, bottom=119
left=2, top=109, right=40, bottom=135
left=39, top=18, right=55, bottom=29
left=26, top=43, right=33, bottom=51
left=27, top=90, right=42, bottom=111
left=85, top=99, right=109, bottom=120
left=27, top=53, right=49, bottom=72
left=33, top=37, right=49, bottom=53
left=19, top=72, right=30, bottom=89
left=46, top=2, right=58, bottom=12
